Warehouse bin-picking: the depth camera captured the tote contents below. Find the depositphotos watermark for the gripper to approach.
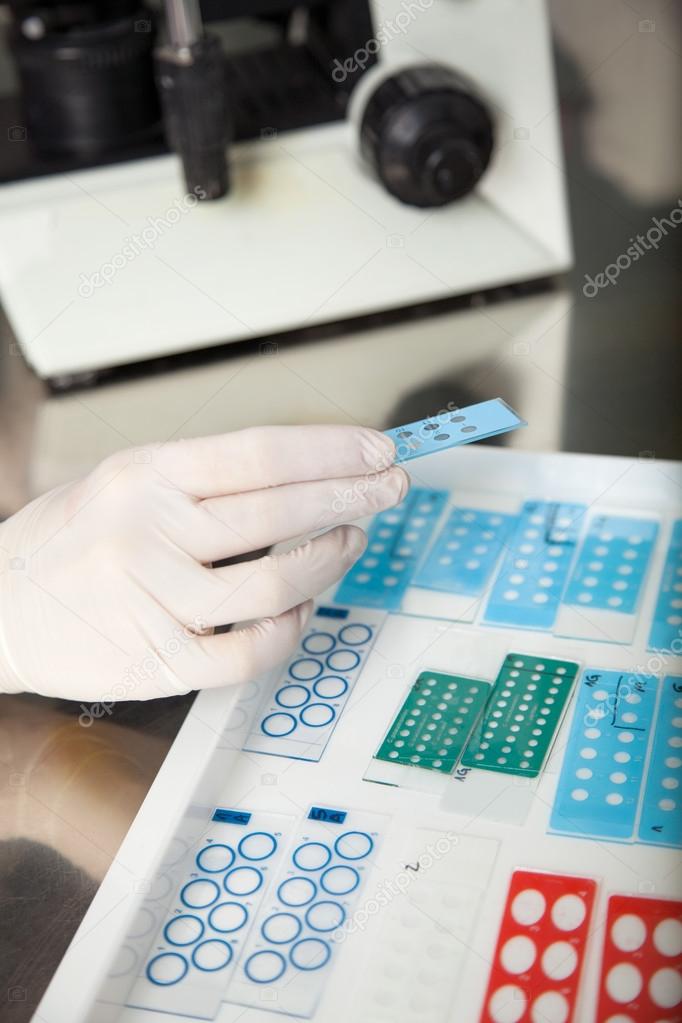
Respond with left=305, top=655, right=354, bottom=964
left=78, top=617, right=205, bottom=726
left=629, top=632, right=682, bottom=692
left=331, top=0, right=433, bottom=83
left=390, top=399, right=462, bottom=463
left=582, top=199, right=682, bottom=297
left=582, top=632, right=682, bottom=728
left=330, top=399, right=460, bottom=514
left=330, top=451, right=395, bottom=514
left=77, top=187, right=206, bottom=298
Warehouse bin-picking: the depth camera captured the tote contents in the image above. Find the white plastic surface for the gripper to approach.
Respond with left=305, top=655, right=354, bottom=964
left=33, top=447, right=682, bottom=1023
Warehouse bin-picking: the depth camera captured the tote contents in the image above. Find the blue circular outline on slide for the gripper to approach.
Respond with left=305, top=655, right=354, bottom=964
left=320, top=865, right=360, bottom=896
left=299, top=703, right=336, bottom=729
left=302, top=631, right=336, bottom=655
left=244, top=950, right=287, bottom=985
left=191, top=939, right=233, bottom=973
left=274, top=685, right=310, bottom=710
left=312, top=675, right=348, bottom=700
left=146, top=952, right=188, bottom=987
left=261, top=712, right=297, bottom=738
left=277, top=876, right=317, bottom=907
left=325, top=649, right=361, bottom=672
left=338, top=624, right=373, bottom=647
left=289, top=938, right=331, bottom=972
left=333, top=831, right=374, bottom=861
left=195, top=843, right=235, bottom=874
left=208, top=901, right=249, bottom=933
left=163, top=914, right=205, bottom=947
left=180, top=878, right=220, bottom=910
left=289, top=657, right=323, bottom=681
left=261, top=912, right=303, bottom=945
left=238, top=831, right=278, bottom=862
left=223, top=866, right=263, bottom=897
left=305, top=901, right=346, bottom=933
left=292, top=841, right=332, bottom=872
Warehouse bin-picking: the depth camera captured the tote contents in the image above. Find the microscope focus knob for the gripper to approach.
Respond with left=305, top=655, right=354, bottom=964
left=358, top=65, right=494, bottom=208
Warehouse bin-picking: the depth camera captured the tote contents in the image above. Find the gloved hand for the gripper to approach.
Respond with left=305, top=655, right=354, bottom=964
left=0, top=426, right=406, bottom=702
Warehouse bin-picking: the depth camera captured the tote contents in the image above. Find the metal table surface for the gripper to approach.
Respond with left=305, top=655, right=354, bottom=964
left=1, top=5, right=681, bottom=1021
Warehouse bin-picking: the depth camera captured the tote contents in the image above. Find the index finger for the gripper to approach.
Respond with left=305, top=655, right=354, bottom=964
left=154, top=425, right=396, bottom=498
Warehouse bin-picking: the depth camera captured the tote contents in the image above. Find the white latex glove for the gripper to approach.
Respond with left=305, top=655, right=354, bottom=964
left=0, top=426, right=406, bottom=702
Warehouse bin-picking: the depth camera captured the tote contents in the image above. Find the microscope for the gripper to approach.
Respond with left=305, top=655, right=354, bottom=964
left=0, top=0, right=571, bottom=384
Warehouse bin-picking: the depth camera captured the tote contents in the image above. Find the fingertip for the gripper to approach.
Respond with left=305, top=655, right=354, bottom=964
left=296, top=599, right=314, bottom=628
left=342, top=523, right=368, bottom=560
left=361, top=428, right=397, bottom=472
left=394, top=465, right=411, bottom=501
left=379, top=465, right=410, bottom=508
left=378, top=432, right=397, bottom=466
